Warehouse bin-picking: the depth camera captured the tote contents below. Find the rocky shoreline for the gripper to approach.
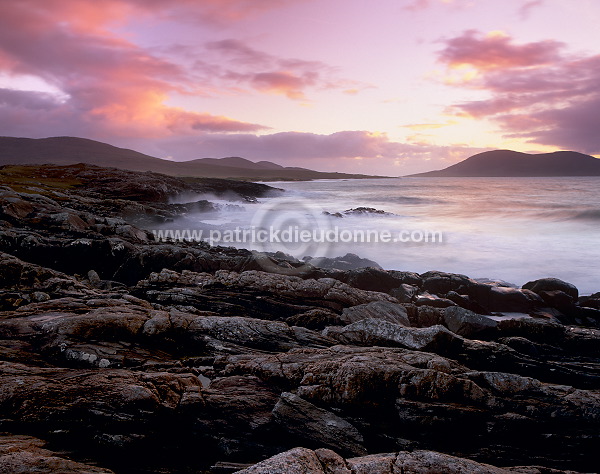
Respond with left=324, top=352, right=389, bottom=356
left=0, top=164, right=599, bottom=473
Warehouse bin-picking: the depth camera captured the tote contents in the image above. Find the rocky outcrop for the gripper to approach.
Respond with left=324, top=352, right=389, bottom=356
left=303, top=253, right=382, bottom=271
left=0, top=434, right=115, bottom=473
left=237, top=447, right=583, bottom=474
left=272, top=392, right=367, bottom=457
left=0, top=165, right=599, bottom=473
left=443, top=306, right=498, bottom=338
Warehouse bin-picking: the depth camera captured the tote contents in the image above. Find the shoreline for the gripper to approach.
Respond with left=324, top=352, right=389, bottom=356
left=1, top=164, right=599, bottom=473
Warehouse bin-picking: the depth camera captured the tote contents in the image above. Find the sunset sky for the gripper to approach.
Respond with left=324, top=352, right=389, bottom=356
left=1, top=0, right=599, bottom=174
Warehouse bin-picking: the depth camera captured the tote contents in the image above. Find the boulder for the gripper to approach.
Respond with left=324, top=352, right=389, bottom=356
left=0, top=434, right=115, bottom=473
left=389, top=283, right=418, bottom=303
left=324, top=320, right=461, bottom=353
left=272, top=392, right=367, bottom=456
left=523, top=278, right=579, bottom=301
left=420, top=271, right=473, bottom=295
left=488, top=286, right=544, bottom=312
left=235, top=447, right=326, bottom=474
left=415, top=293, right=457, bottom=308
left=392, top=450, right=512, bottom=473
left=340, top=301, right=410, bottom=326
left=443, top=306, right=498, bottom=338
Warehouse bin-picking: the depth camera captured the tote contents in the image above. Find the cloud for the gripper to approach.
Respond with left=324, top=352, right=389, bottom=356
left=438, top=30, right=563, bottom=71
left=0, top=1, right=279, bottom=139
left=518, top=0, right=544, bottom=19
left=204, top=39, right=367, bottom=100
left=124, top=0, right=307, bottom=24
left=0, top=0, right=360, bottom=145
left=402, top=121, right=457, bottom=130
left=438, top=30, right=600, bottom=153
left=405, top=0, right=473, bottom=12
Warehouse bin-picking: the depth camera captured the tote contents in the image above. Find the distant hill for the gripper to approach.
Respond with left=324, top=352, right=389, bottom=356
left=408, top=150, right=600, bottom=177
left=0, top=136, right=387, bottom=181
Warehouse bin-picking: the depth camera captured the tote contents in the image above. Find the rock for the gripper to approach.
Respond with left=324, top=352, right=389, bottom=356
left=220, top=345, right=464, bottom=407
left=345, top=453, right=397, bottom=473
left=393, top=450, right=512, bottom=473
left=340, top=301, right=410, bottom=326
left=235, top=447, right=326, bottom=474
left=398, top=369, right=489, bottom=405
left=1, top=164, right=599, bottom=473
left=324, top=320, right=461, bottom=353
left=405, top=305, right=444, bottom=328
left=445, top=291, right=489, bottom=314
left=537, top=290, right=575, bottom=311
left=187, top=315, right=335, bottom=353
left=579, top=293, right=600, bottom=310
left=342, top=207, right=394, bottom=216
left=233, top=448, right=581, bottom=474
left=272, top=392, right=367, bottom=456
left=496, top=317, right=566, bottom=343
left=389, top=284, right=418, bottom=303
left=304, top=253, right=382, bottom=271
left=421, top=271, right=473, bottom=295
left=340, top=267, right=411, bottom=293
left=415, top=293, right=457, bottom=308
left=197, top=375, right=281, bottom=457
left=0, top=433, right=115, bottom=473
left=523, top=278, right=579, bottom=301
left=489, top=286, right=544, bottom=312
left=314, top=448, right=352, bottom=474
left=443, top=306, right=498, bottom=338
left=286, top=309, right=344, bottom=330
left=138, top=269, right=398, bottom=311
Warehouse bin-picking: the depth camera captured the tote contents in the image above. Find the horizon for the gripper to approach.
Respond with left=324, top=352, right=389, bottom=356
left=2, top=134, right=600, bottom=177
left=1, top=1, right=600, bottom=174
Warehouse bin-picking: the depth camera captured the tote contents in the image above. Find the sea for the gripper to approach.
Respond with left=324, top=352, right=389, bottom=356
left=161, top=177, right=600, bottom=295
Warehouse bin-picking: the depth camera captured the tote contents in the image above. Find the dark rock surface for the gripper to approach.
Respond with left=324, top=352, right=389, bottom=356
left=0, top=164, right=598, bottom=473
left=303, top=253, right=382, bottom=271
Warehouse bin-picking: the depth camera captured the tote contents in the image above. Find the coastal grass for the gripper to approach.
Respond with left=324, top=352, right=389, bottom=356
left=0, top=164, right=83, bottom=195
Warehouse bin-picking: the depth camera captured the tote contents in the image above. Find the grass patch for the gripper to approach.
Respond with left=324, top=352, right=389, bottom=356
left=0, top=165, right=83, bottom=195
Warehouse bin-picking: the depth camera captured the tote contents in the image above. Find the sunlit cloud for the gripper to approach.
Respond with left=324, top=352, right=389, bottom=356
left=204, top=38, right=369, bottom=100
left=402, top=121, right=458, bottom=130
left=438, top=30, right=600, bottom=153
left=438, top=29, right=563, bottom=71
left=0, top=1, right=277, bottom=139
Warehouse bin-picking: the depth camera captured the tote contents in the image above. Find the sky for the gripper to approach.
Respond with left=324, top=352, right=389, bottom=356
left=1, top=0, right=599, bottom=175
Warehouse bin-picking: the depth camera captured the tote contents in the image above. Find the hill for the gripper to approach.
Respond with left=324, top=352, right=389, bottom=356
left=408, top=150, right=600, bottom=177
left=0, top=136, right=387, bottom=181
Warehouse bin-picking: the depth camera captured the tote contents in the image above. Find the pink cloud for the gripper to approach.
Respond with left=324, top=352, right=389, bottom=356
left=405, top=0, right=473, bottom=12
left=438, top=30, right=563, bottom=70
left=250, top=72, right=315, bottom=99
left=0, top=1, right=274, bottom=139
left=518, top=0, right=545, bottom=19
left=204, top=39, right=360, bottom=100
left=0, top=0, right=356, bottom=145
left=439, top=30, right=600, bottom=153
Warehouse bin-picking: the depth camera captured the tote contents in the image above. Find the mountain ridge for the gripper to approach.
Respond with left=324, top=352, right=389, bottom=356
left=408, top=150, right=600, bottom=177
left=0, top=136, right=387, bottom=181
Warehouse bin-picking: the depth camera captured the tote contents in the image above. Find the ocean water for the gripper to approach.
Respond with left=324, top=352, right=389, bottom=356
left=163, top=177, right=600, bottom=295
